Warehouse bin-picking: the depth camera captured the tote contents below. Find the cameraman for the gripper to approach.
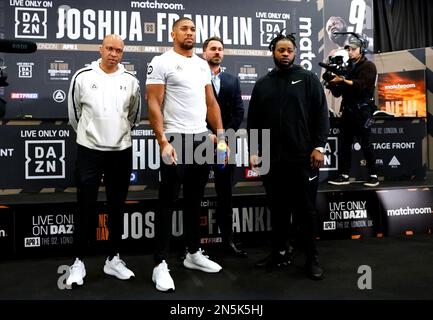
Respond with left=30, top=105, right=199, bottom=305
left=327, top=35, right=379, bottom=187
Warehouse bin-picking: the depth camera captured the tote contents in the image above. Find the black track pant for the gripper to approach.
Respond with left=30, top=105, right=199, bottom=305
left=214, top=163, right=235, bottom=243
left=74, top=145, right=132, bottom=259
left=262, top=160, right=319, bottom=258
left=154, top=133, right=211, bottom=263
left=340, top=107, right=377, bottom=176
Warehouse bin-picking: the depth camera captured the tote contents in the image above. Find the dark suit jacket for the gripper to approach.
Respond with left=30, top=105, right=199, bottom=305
left=212, top=71, right=245, bottom=131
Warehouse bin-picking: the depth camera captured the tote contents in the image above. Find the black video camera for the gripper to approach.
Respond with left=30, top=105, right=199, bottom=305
left=319, top=55, right=348, bottom=83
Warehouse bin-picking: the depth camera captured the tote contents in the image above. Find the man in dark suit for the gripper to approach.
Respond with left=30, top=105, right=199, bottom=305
left=203, top=36, right=246, bottom=257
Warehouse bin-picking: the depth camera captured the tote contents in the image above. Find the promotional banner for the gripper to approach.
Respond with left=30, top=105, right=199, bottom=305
left=318, top=127, right=339, bottom=182
left=7, top=187, right=433, bottom=257
left=316, top=190, right=381, bottom=239
left=4, top=194, right=268, bottom=256
left=0, top=0, right=322, bottom=119
left=199, top=194, right=271, bottom=246
left=377, top=188, right=433, bottom=236
left=377, top=70, right=427, bottom=117
left=109, top=195, right=270, bottom=254
left=0, top=206, right=15, bottom=257
left=369, top=118, right=427, bottom=180
left=327, top=117, right=427, bottom=182
left=14, top=204, right=76, bottom=256
left=0, top=122, right=77, bottom=190
left=6, top=185, right=433, bottom=257
left=129, top=126, right=161, bottom=189
left=0, top=122, right=159, bottom=190
left=323, top=0, right=374, bottom=60
left=322, top=0, right=374, bottom=115
left=1, top=118, right=426, bottom=190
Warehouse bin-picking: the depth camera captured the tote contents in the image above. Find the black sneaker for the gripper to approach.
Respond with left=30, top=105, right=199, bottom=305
left=328, top=174, right=350, bottom=185
left=224, top=241, right=248, bottom=258
left=305, top=258, right=324, bottom=280
left=255, top=248, right=293, bottom=268
left=364, top=176, right=379, bottom=187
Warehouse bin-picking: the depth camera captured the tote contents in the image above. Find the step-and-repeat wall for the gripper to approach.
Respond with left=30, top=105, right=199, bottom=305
left=0, top=119, right=431, bottom=258
left=1, top=187, right=432, bottom=258
left=0, top=0, right=377, bottom=118
left=0, top=118, right=428, bottom=192
left=0, top=0, right=330, bottom=119
left=1, top=0, right=432, bottom=257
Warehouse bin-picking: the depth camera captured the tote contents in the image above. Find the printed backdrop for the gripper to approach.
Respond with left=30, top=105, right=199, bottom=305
left=0, top=0, right=326, bottom=119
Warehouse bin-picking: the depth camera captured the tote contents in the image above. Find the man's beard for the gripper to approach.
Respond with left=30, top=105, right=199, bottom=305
left=273, top=56, right=295, bottom=70
left=208, top=57, right=221, bottom=67
left=180, top=42, right=194, bottom=50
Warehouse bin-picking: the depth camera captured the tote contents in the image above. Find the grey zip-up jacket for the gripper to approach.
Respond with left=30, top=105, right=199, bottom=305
left=68, top=58, right=141, bottom=151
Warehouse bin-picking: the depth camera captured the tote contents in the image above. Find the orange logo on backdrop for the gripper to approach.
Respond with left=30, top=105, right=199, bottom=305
left=96, top=213, right=109, bottom=241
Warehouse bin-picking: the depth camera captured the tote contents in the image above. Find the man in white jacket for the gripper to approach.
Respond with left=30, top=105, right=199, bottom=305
left=67, top=34, right=141, bottom=287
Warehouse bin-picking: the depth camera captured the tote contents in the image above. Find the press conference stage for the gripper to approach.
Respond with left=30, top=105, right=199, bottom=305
left=0, top=173, right=433, bottom=303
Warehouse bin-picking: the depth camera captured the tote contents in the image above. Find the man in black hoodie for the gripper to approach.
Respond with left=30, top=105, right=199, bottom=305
left=247, top=33, right=329, bottom=280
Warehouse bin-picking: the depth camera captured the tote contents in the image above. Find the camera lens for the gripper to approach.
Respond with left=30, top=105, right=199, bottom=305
left=322, top=71, right=335, bottom=82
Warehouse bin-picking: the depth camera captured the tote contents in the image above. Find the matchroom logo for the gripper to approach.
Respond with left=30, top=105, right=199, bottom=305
left=25, top=140, right=65, bottom=179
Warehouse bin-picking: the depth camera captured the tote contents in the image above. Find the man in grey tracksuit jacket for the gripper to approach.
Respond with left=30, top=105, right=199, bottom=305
left=66, top=34, right=141, bottom=287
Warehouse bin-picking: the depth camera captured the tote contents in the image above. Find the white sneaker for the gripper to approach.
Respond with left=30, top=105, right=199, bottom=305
left=183, top=249, right=222, bottom=273
left=152, top=260, right=175, bottom=292
left=103, top=254, right=135, bottom=280
left=66, top=258, right=86, bottom=286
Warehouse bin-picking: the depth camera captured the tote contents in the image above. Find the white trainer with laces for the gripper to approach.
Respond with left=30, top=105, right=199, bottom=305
left=183, top=249, right=222, bottom=273
left=152, top=260, right=175, bottom=292
left=103, top=254, right=135, bottom=280
left=66, top=258, right=86, bottom=286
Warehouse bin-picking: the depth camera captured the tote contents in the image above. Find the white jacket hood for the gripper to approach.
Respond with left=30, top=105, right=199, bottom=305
left=90, top=58, right=126, bottom=75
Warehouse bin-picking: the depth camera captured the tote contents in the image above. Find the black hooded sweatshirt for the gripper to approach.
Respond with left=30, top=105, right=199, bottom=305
left=247, top=64, right=329, bottom=163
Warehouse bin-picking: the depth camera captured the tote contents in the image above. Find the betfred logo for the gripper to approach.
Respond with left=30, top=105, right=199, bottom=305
left=245, top=168, right=259, bottom=179
left=10, top=92, right=38, bottom=99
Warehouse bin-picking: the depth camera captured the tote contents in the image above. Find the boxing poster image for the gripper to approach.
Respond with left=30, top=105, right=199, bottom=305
left=377, top=70, right=426, bottom=117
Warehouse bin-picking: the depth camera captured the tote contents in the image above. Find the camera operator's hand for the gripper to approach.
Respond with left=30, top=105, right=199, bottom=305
left=329, top=75, right=353, bottom=86
left=325, top=76, right=343, bottom=97
left=328, top=75, right=345, bottom=84
left=325, top=80, right=336, bottom=89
